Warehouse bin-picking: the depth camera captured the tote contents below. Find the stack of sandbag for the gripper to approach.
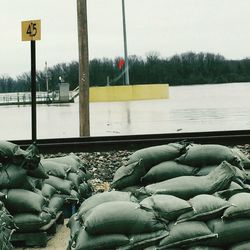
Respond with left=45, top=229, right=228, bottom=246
left=41, top=153, right=93, bottom=204
left=0, top=193, right=15, bottom=250
left=67, top=191, right=169, bottom=250
left=108, top=142, right=250, bottom=249
left=0, top=141, right=55, bottom=233
left=111, top=143, right=247, bottom=192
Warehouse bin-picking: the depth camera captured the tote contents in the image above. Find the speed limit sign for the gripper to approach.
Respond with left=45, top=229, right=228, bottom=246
left=21, top=19, right=41, bottom=41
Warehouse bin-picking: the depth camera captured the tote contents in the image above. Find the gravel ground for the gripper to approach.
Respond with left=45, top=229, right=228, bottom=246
left=13, top=144, right=250, bottom=249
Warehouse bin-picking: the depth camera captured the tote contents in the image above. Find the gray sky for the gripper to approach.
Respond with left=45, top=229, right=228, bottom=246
left=1, top=0, right=250, bottom=77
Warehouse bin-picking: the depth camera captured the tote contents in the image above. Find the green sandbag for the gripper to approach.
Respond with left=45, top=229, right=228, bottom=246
left=229, top=240, right=250, bottom=250
left=140, top=194, right=192, bottom=221
left=67, top=214, right=82, bottom=244
left=13, top=212, right=52, bottom=233
left=84, top=201, right=165, bottom=235
left=77, top=191, right=137, bottom=222
left=141, top=161, right=196, bottom=184
left=27, top=162, right=49, bottom=179
left=215, top=181, right=249, bottom=200
left=71, top=229, right=129, bottom=250
left=141, top=161, right=236, bottom=199
left=21, top=176, right=43, bottom=191
left=196, top=166, right=217, bottom=176
left=48, top=195, right=64, bottom=218
left=231, top=147, right=250, bottom=169
left=44, top=175, right=74, bottom=195
left=207, top=218, right=250, bottom=246
left=158, top=221, right=217, bottom=249
left=40, top=159, right=69, bottom=178
left=48, top=153, right=87, bottom=172
left=3, top=189, right=48, bottom=214
left=177, top=194, right=231, bottom=223
left=111, top=160, right=146, bottom=190
left=117, top=230, right=169, bottom=250
left=78, top=182, right=92, bottom=199
left=127, top=142, right=187, bottom=171
left=222, top=192, right=250, bottom=219
left=78, top=169, right=92, bottom=181
left=67, top=172, right=82, bottom=189
left=196, top=165, right=247, bottom=182
left=0, top=164, right=27, bottom=189
left=176, top=144, right=239, bottom=168
left=0, top=141, right=40, bottom=170
left=41, top=183, right=57, bottom=199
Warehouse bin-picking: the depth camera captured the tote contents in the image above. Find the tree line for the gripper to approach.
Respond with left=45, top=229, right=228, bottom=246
left=1, top=51, right=250, bottom=93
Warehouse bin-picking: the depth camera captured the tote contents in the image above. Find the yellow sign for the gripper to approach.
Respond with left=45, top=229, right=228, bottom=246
left=21, top=20, right=41, bottom=41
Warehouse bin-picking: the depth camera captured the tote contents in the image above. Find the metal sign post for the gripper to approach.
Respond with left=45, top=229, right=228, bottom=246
left=21, top=19, right=41, bottom=143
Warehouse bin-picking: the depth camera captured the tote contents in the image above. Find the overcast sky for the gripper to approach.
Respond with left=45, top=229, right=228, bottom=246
left=1, top=0, right=250, bottom=77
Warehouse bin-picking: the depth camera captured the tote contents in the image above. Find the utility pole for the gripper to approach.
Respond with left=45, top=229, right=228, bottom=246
left=45, top=61, right=49, bottom=99
left=122, top=0, right=130, bottom=85
left=77, top=0, right=90, bottom=136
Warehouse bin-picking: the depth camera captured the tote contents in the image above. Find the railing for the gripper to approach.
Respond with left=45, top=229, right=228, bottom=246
left=0, top=91, right=60, bottom=104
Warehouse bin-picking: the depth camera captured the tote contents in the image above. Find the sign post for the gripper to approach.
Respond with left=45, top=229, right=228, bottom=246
left=21, top=20, right=41, bottom=143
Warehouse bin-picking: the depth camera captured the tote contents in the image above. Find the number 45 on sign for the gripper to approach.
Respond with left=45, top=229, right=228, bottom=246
left=21, top=20, right=41, bottom=41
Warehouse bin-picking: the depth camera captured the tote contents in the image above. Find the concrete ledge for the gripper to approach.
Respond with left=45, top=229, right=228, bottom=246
left=89, top=84, right=169, bottom=102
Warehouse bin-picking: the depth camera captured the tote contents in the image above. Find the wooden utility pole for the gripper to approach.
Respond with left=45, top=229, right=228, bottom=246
left=77, top=0, right=90, bottom=136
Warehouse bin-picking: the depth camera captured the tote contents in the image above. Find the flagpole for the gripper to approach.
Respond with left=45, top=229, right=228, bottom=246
left=122, top=0, right=130, bottom=85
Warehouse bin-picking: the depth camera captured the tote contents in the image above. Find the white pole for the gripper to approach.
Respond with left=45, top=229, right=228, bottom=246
left=45, top=61, right=49, bottom=97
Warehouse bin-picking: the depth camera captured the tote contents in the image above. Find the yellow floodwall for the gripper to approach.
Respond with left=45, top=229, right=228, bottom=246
left=90, top=84, right=169, bottom=102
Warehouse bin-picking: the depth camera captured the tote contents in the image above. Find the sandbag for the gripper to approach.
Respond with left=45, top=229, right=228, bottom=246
left=0, top=141, right=40, bottom=170
left=78, top=182, right=92, bottom=199
left=21, top=176, right=43, bottom=191
left=196, top=165, right=247, bottom=183
left=158, top=221, right=217, bottom=249
left=0, top=163, right=27, bottom=189
left=206, top=219, right=250, bottom=247
left=41, top=183, right=57, bottom=199
left=40, top=159, right=69, bottom=178
left=176, top=144, right=239, bottom=167
left=48, top=195, right=64, bottom=218
left=77, top=191, right=137, bottom=222
left=3, top=189, right=48, bottom=214
left=78, top=169, right=92, bottom=181
left=67, top=172, right=82, bottom=189
left=67, top=214, right=82, bottom=244
left=141, top=161, right=196, bottom=184
left=177, top=194, right=231, bottom=223
left=111, top=160, right=146, bottom=190
left=232, top=147, right=250, bottom=169
left=141, top=161, right=236, bottom=199
left=117, top=230, right=169, bottom=250
left=84, top=201, right=165, bottom=235
left=13, top=212, right=52, bottom=232
left=127, top=142, right=187, bottom=171
left=140, top=194, right=192, bottom=221
left=47, top=153, right=87, bottom=172
left=222, top=192, right=250, bottom=219
left=207, top=218, right=250, bottom=246
left=71, top=229, right=129, bottom=250
left=44, top=175, right=74, bottom=195
left=27, top=162, right=49, bottom=179
left=229, top=240, right=250, bottom=250
left=215, top=181, right=249, bottom=200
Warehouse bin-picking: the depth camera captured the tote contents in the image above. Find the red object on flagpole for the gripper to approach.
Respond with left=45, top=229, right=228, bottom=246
left=118, top=58, right=125, bottom=70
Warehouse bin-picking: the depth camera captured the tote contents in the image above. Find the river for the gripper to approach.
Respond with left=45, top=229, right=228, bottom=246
left=0, top=82, right=250, bottom=140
